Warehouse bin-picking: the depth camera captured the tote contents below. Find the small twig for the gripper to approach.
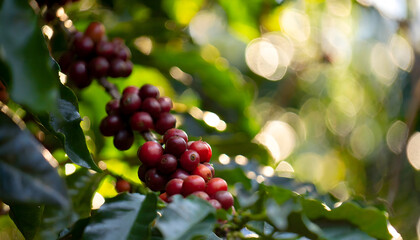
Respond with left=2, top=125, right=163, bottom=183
left=97, top=77, right=121, bottom=100
left=141, top=131, right=159, bottom=143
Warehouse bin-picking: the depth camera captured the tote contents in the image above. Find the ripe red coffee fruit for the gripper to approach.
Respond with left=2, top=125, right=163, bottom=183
left=165, top=178, right=183, bottom=197
left=192, top=164, right=212, bottom=182
left=189, top=140, right=212, bottom=163
left=138, top=141, right=163, bottom=167
left=163, top=128, right=188, bottom=144
left=130, top=112, right=153, bottom=132
left=157, top=154, right=178, bottom=174
left=179, top=150, right=200, bottom=172
left=170, top=169, right=190, bottom=180
left=164, top=136, right=187, bottom=157
left=145, top=168, right=167, bottom=191
left=206, top=178, right=228, bottom=198
left=214, top=191, right=234, bottom=210
left=139, top=84, right=160, bottom=99
left=208, top=199, right=222, bottom=209
left=181, top=175, right=206, bottom=196
left=191, top=191, right=210, bottom=201
left=115, top=179, right=131, bottom=193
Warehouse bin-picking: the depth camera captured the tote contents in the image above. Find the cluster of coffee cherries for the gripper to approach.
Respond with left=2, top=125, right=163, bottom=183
left=137, top=128, right=234, bottom=210
left=99, top=84, right=175, bottom=150
left=59, top=22, right=133, bottom=89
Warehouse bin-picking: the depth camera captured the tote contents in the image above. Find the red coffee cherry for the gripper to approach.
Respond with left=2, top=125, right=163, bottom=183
left=137, top=141, right=163, bottom=167
left=181, top=175, right=206, bottom=197
left=68, top=61, right=92, bottom=88
left=105, top=99, right=120, bottom=115
left=113, top=129, right=134, bottom=150
left=165, top=178, right=183, bottom=197
left=157, top=154, right=178, bottom=174
left=192, top=164, right=212, bottom=182
left=214, top=191, right=234, bottom=210
left=74, top=35, right=94, bottom=57
left=120, top=61, right=133, bottom=78
left=208, top=199, right=222, bottom=209
left=120, top=92, right=142, bottom=115
left=205, top=178, right=228, bottom=198
left=109, top=58, right=128, bottom=78
left=179, top=150, right=200, bottom=172
left=191, top=191, right=210, bottom=201
left=155, top=112, right=176, bottom=135
left=145, top=168, right=167, bottom=191
left=164, top=136, right=187, bottom=157
left=159, top=192, right=169, bottom=203
left=139, top=84, right=160, bottom=99
left=99, top=115, right=124, bottom=136
left=84, top=22, right=106, bottom=43
left=96, top=40, right=114, bottom=58
left=203, top=163, right=215, bottom=178
left=169, top=169, right=190, bottom=180
left=141, top=98, right=161, bottom=118
left=122, top=86, right=139, bottom=95
left=138, top=164, right=148, bottom=182
left=163, top=128, right=188, bottom=144
left=88, top=56, right=109, bottom=78
left=189, top=140, right=212, bottom=163
left=158, top=97, right=173, bottom=112
left=115, top=179, right=131, bottom=193
left=130, top=112, right=153, bottom=132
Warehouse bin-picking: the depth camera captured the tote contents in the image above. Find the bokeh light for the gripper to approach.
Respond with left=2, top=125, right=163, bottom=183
left=406, top=132, right=420, bottom=170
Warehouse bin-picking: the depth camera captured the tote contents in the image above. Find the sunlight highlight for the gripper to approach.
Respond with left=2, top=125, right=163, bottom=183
left=219, top=154, right=230, bottom=165
left=65, top=163, right=76, bottom=176
left=92, top=192, right=105, bottom=210
left=134, top=36, right=153, bottom=55
left=386, top=120, right=408, bottom=154
left=406, top=132, right=420, bottom=170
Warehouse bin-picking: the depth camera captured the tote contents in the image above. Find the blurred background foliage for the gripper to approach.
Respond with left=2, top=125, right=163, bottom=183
left=2, top=0, right=420, bottom=239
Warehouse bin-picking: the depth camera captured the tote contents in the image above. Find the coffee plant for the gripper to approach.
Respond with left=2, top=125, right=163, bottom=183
left=1, top=0, right=419, bottom=239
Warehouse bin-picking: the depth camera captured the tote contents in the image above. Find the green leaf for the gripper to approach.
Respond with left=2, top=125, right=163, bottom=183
left=66, top=168, right=105, bottom=218
left=265, top=199, right=297, bottom=230
left=0, top=111, right=69, bottom=207
left=319, top=222, right=376, bottom=240
left=156, top=195, right=217, bottom=240
left=302, top=199, right=392, bottom=240
left=9, top=204, right=44, bottom=240
left=38, top=83, right=101, bottom=172
left=214, top=167, right=252, bottom=190
left=35, top=205, right=73, bottom=240
left=0, top=0, right=58, bottom=113
left=82, top=193, right=157, bottom=240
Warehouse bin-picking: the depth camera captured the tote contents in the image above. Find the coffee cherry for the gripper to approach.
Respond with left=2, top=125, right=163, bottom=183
left=159, top=192, right=169, bottom=203
left=165, top=136, right=187, bottom=157
left=214, top=191, right=234, bottom=210
left=157, top=154, right=178, bottom=174
left=158, top=97, right=173, bottom=112
left=130, top=112, right=153, bottom=132
left=121, top=61, right=133, bottom=77
left=113, top=129, right=134, bottom=150
left=170, top=169, right=190, bottom=180
left=74, top=35, right=94, bottom=57
left=58, top=51, right=74, bottom=73
left=192, top=164, right=212, bottom=182
left=88, top=56, right=109, bottom=78
left=115, top=45, right=131, bottom=61
left=163, top=128, right=188, bottom=144
left=122, top=86, right=139, bottom=95
left=165, top=178, right=183, bottom=197
left=84, top=22, right=106, bottom=43
left=203, top=163, right=215, bottom=178
left=179, top=150, right=200, bottom=172
left=138, top=164, right=148, bottom=182
left=105, top=99, right=120, bottom=115
left=115, top=179, right=131, bottom=193
left=189, top=140, right=212, bottom=163
left=145, top=168, right=167, bottom=191
left=208, top=199, right=222, bottom=209
left=191, top=191, right=210, bottom=201
left=141, top=98, right=161, bottom=119
left=99, top=115, right=124, bottom=136
left=155, top=112, right=176, bottom=135
left=68, top=61, right=92, bottom=88
left=206, top=178, right=228, bottom=198
left=96, top=40, right=114, bottom=58
left=138, top=141, right=163, bottom=167
left=139, top=84, right=160, bottom=99
left=109, top=59, right=128, bottom=78
left=181, top=175, right=206, bottom=196
left=120, top=92, right=142, bottom=115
